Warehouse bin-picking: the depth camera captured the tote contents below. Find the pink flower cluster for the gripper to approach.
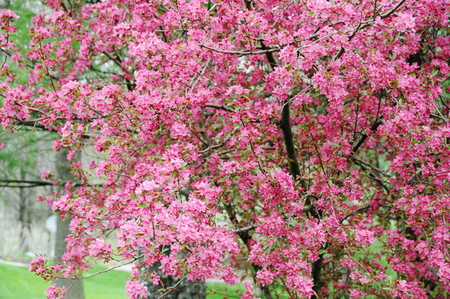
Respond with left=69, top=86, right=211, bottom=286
left=1, top=0, right=450, bottom=298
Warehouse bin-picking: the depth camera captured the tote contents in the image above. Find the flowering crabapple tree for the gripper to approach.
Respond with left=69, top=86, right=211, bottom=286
left=1, top=0, right=450, bottom=298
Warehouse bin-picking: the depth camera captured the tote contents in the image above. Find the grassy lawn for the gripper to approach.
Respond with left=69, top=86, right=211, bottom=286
left=0, top=262, right=129, bottom=299
left=206, top=283, right=246, bottom=299
left=0, top=262, right=250, bottom=298
left=0, top=262, right=49, bottom=299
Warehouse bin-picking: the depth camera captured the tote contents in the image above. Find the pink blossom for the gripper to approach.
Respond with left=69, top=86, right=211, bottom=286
left=149, top=271, right=160, bottom=286
left=0, top=9, right=19, bottom=19
left=29, top=256, right=47, bottom=276
left=89, top=238, right=112, bottom=259
left=256, top=267, right=276, bottom=286
left=44, top=284, right=66, bottom=299
left=125, top=280, right=148, bottom=299
left=41, top=170, right=53, bottom=180
left=349, top=289, right=366, bottom=298
left=2, top=0, right=450, bottom=298
left=240, top=282, right=257, bottom=299
left=354, top=229, right=376, bottom=247
left=395, top=12, right=416, bottom=32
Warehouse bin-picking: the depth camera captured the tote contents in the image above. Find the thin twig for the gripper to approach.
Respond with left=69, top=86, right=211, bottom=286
left=233, top=225, right=255, bottom=233
left=199, top=127, right=238, bottom=153
left=0, top=179, right=101, bottom=188
left=380, top=0, right=408, bottom=19
left=199, top=44, right=280, bottom=56
left=103, top=51, right=132, bottom=75
left=156, top=277, right=187, bottom=299
left=333, top=0, right=408, bottom=61
left=351, top=95, right=383, bottom=155
left=203, top=104, right=236, bottom=113
left=81, top=256, right=143, bottom=280
left=351, top=157, right=389, bottom=177
left=188, top=59, right=211, bottom=93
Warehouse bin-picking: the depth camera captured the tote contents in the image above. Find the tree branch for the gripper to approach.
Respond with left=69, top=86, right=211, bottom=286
left=13, top=119, right=91, bottom=139
left=350, top=159, right=391, bottom=193
left=188, top=59, right=211, bottom=93
left=203, top=103, right=236, bottom=113
left=279, top=102, right=303, bottom=185
left=350, top=118, right=382, bottom=155
left=260, top=40, right=278, bottom=70
left=199, top=44, right=280, bottom=56
left=351, top=157, right=388, bottom=177
left=333, top=0, right=407, bottom=61
left=351, top=93, right=383, bottom=155
left=233, top=225, right=255, bottom=234
left=80, top=256, right=143, bottom=280
left=0, top=179, right=101, bottom=188
left=0, top=179, right=56, bottom=188
left=380, top=0, right=408, bottom=19
left=199, top=128, right=238, bottom=154
left=103, top=51, right=132, bottom=75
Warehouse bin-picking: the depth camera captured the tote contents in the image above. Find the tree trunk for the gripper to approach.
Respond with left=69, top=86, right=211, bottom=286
left=144, top=262, right=205, bottom=299
left=18, top=188, right=30, bottom=253
left=0, top=0, right=11, bottom=9
left=53, top=149, right=85, bottom=299
left=18, top=170, right=32, bottom=254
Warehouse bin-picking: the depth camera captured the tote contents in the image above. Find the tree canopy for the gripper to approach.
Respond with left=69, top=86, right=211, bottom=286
left=1, top=0, right=450, bottom=298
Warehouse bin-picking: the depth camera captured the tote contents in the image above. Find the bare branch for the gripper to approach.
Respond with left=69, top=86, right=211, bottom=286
left=0, top=179, right=101, bottom=188
left=350, top=118, right=382, bottom=155
left=0, top=179, right=56, bottom=187
left=199, top=44, right=280, bottom=56
left=203, top=104, right=236, bottom=113
left=279, top=102, right=304, bottom=186
left=156, top=277, right=187, bottom=299
left=199, top=127, right=238, bottom=154
left=12, top=119, right=92, bottom=139
left=188, top=59, right=211, bottom=93
left=103, top=51, right=132, bottom=75
left=351, top=92, right=384, bottom=155
left=233, top=225, right=255, bottom=233
left=351, top=157, right=389, bottom=177
left=80, top=256, right=143, bottom=280
left=380, top=0, right=408, bottom=19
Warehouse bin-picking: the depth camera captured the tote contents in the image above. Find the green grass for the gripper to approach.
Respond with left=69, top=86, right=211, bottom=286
left=83, top=266, right=129, bottom=299
left=0, top=262, right=129, bottom=299
left=0, top=263, right=49, bottom=299
left=206, top=283, right=245, bottom=299
left=0, top=263, right=249, bottom=299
